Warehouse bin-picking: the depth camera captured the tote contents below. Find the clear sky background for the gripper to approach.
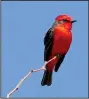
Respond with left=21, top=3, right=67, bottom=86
left=1, top=1, right=88, bottom=98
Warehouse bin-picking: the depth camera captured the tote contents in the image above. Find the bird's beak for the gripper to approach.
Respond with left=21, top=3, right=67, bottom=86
left=72, top=20, right=77, bottom=23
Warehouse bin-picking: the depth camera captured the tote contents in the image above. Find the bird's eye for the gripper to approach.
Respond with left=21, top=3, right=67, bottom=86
left=58, top=20, right=64, bottom=24
left=58, top=19, right=69, bottom=24
left=58, top=19, right=71, bottom=24
left=63, top=19, right=67, bottom=22
left=63, top=19, right=70, bottom=22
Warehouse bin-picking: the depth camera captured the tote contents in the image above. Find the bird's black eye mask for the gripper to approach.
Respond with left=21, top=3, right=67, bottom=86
left=58, top=19, right=71, bottom=24
left=52, top=20, right=67, bottom=29
left=63, top=19, right=71, bottom=22
left=60, top=19, right=77, bottom=23
left=52, top=19, right=76, bottom=29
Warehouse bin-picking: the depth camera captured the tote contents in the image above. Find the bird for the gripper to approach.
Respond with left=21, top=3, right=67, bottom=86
left=41, top=14, right=76, bottom=86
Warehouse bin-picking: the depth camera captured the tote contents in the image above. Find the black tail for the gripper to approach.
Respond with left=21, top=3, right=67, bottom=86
left=41, top=69, right=52, bottom=86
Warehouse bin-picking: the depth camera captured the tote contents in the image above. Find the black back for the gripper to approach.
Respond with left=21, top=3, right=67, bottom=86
left=44, top=28, right=53, bottom=61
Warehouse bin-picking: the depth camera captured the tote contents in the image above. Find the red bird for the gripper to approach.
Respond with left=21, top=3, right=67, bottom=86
left=41, top=14, right=76, bottom=86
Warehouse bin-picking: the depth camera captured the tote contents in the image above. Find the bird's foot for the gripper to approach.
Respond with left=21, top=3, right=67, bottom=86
left=56, top=54, right=62, bottom=58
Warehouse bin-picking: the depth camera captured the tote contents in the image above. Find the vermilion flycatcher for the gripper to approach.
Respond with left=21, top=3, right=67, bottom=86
left=41, top=14, right=76, bottom=86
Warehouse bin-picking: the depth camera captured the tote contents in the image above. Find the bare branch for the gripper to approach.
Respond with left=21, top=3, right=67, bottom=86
left=6, top=55, right=57, bottom=98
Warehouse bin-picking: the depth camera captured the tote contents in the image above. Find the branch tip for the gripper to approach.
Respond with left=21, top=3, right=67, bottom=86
left=6, top=55, right=57, bottom=98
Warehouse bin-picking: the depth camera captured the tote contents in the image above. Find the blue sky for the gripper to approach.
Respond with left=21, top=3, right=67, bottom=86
left=1, top=1, right=88, bottom=98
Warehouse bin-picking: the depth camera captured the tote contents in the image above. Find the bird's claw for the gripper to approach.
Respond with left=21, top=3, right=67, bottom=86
left=56, top=54, right=62, bottom=58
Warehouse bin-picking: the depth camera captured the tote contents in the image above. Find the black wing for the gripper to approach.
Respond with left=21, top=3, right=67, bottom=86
left=41, top=28, right=53, bottom=86
left=54, top=54, right=65, bottom=72
left=44, top=28, right=53, bottom=61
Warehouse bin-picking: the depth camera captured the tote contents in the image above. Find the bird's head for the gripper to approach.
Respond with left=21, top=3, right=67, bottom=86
left=52, top=15, right=77, bottom=31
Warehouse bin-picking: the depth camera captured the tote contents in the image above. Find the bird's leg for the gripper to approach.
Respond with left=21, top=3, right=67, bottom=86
left=42, top=55, right=60, bottom=70
left=56, top=54, right=62, bottom=58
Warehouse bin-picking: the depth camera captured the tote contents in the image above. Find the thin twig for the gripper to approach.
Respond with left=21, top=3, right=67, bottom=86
left=6, top=55, right=57, bottom=98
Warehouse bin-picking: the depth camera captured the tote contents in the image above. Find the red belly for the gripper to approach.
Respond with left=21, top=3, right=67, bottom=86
left=47, top=29, right=72, bottom=71
left=52, top=30, right=72, bottom=54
